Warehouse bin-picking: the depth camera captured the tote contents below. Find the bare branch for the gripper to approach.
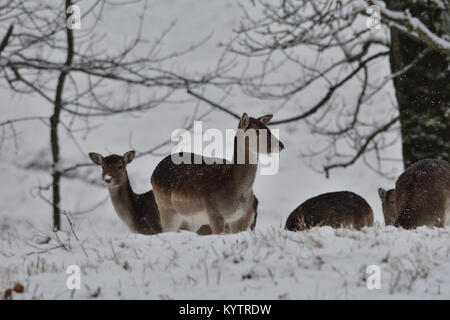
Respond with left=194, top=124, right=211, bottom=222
left=0, top=24, right=13, bottom=55
left=323, top=116, right=400, bottom=177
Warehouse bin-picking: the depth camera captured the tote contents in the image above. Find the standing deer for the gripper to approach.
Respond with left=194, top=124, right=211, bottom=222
left=89, top=150, right=260, bottom=235
left=89, top=151, right=162, bottom=235
left=151, top=113, right=284, bottom=234
left=378, top=188, right=397, bottom=225
left=285, top=191, right=374, bottom=231
left=392, top=159, right=450, bottom=229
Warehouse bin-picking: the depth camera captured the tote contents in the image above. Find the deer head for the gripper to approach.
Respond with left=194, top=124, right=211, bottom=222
left=89, top=150, right=136, bottom=188
left=236, top=113, right=284, bottom=159
left=378, top=187, right=397, bottom=225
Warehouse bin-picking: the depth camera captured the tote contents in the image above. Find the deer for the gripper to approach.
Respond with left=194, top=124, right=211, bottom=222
left=378, top=188, right=397, bottom=225
left=391, top=159, right=450, bottom=229
left=151, top=112, right=284, bottom=234
left=285, top=191, right=374, bottom=231
left=89, top=150, right=260, bottom=235
left=89, top=150, right=162, bottom=235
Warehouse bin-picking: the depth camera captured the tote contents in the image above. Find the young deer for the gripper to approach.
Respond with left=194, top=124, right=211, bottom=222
left=392, top=159, right=450, bottom=229
left=151, top=113, right=284, bottom=234
left=89, top=151, right=162, bottom=235
left=285, top=191, right=374, bottom=231
left=378, top=188, right=397, bottom=225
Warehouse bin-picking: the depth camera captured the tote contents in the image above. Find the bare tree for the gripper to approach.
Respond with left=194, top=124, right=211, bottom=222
left=188, top=0, right=449, bottom=177
left=0, top=0, right=223, bottom=230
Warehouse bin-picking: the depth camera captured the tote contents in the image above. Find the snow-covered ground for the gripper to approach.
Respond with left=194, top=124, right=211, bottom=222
left=1, top=0, right=448, bottom=300
left=2, top=213, right=450, bottom=299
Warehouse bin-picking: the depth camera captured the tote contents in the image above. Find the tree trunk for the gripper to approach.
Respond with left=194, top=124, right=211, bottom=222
left=50, top=116, right=61, bottom=231
left=385, top=0, right=450, bottom=169
left=51, top=0, right=74, bottom=231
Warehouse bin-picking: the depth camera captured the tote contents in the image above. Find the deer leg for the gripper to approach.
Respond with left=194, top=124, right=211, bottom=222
left=229, top=218, right=244, bottom=233
left=444, top=196, right=450, bottom=226
left=159, top=208, right=182, bottom=232
left=231, top=200, right=257, bottom=233
left=229, top=210, right=255, bottom=233
left=437, top=205, right=446, bottom=228
left=196, top=224, right=212, bottom=235
left=196, top=224, right=231, bottom=235
left=206, top=211, right=225, bottom=234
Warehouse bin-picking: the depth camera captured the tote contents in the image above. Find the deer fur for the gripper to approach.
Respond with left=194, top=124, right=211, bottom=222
left=393, top=159, right=450, bottom=229
left=285, top=191, right=374, bottom=231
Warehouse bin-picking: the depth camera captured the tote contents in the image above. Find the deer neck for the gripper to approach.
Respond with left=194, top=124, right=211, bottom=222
left=107, top=175, right=137, bottom=229
left=231, top=136, right=258, bottom=192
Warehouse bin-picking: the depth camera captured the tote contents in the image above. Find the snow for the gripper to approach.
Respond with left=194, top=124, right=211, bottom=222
left=0, top=0, right=448, bottom=300
left=2, top=212, right=450, bottom=299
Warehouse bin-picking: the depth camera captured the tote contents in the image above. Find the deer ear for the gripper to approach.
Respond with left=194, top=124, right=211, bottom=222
left=123, top=150, right=136, bottom=165
left=258, top=114, right=273, bottom=125
left=89, top=152, right=103, bottom=165
left=378, top=188, right=386, bottom=200
left=239, top=112, right=250, bottom=129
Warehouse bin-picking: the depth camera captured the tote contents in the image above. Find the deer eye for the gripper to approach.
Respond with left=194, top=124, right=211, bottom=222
left=118, top=165, right=123, bottom=170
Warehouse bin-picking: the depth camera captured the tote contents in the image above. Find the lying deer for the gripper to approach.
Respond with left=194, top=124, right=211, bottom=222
left=378, top=188, right=397, bottom=225
left=285, top=191, right=374, bottom=231
left=151, top=113, right=284, bottom=234
left=390, top=159, right=450, bottom=229
left=89, top=151, right=260, bottom=235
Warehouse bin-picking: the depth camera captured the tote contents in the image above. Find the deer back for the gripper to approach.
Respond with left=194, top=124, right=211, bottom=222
left=285, top=191, right=374, bottom=231
left=395, top=159, right=450, bottom=228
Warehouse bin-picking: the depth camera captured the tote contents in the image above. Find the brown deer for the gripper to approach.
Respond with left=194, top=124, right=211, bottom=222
left=378, top=188, right=397, bottom=225
left=285, top=191, right=374, bottom=231
left=151, top=113, right=283, bottom=234
left=89, top=151, right=162, bottom=235
left=393, top=159, right=450, bottom=229
left=89, top=150, right=260, bottom=235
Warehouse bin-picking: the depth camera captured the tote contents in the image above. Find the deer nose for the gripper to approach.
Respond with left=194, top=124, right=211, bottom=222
left=279, top=141, right=285, bottom=151
left=104, top=174, right=112, bottom=184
